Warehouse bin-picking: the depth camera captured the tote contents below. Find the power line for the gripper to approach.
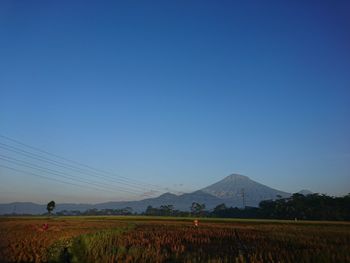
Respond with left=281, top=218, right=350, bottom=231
left=0, top=142, right=159, bottom=194
left=0, top=134, right=171, bottom=191
left=0, top=164, right=116, bottom=193
left=0, top=154, right=149, bottom=196
left=0, top=152, right=150, bottom=195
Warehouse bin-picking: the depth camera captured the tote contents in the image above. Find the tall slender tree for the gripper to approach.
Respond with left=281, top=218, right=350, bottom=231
left=47, top=200, right=56, bottom=216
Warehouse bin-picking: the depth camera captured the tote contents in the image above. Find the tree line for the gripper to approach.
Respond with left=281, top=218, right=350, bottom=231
left=144, top=202, right=207, bottom=217
left=257, top=193, right=350, bottom=221
left=55, top=207, right=134, bottom=216
left=145, top=193, right=350, bottom=221
left=15, top=193, right=349, bottom=221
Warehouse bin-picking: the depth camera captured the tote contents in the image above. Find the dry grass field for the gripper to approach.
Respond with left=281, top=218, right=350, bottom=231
left=0, top=216, right=349, bottom=263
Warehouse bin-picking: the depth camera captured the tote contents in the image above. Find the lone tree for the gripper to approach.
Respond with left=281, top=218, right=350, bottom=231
left=47, top=200, right=56, bottom=215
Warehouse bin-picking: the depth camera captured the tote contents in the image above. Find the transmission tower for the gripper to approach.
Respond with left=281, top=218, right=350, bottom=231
left=241, top=188, right=246, bottom=208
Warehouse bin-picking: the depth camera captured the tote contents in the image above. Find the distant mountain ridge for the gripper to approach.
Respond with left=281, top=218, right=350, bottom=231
left=0, top=173, right=297, bottom=214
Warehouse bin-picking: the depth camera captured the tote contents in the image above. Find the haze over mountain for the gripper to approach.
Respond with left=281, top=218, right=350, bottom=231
left=0, top=174, right=301, bottom=214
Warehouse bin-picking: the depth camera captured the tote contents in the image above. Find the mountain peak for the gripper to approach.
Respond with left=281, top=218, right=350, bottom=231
left=201, top=173, right=290, bottom=206
left=225, top=174, right=249, bottom=180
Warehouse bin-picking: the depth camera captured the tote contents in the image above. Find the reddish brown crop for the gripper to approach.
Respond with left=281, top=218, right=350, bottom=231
left=1, top=217, right=349, bottom=263
left=0, top=217, right=126, bottom=262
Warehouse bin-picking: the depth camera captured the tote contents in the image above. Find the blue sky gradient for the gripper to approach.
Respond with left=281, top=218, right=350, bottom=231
left=0, top=1, right=349, bottom=203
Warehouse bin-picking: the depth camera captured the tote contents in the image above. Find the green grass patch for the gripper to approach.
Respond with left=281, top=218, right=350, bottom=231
left=48, top=224, right=134, bottom=263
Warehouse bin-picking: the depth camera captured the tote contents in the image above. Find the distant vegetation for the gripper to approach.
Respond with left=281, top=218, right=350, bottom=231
left=51, top=193, right=350, bottom=221
left=55, top=207, right=134, bottom=216
left=210, top=193, right=350, bottom=221
left=258, top=193, right=350, bottom=221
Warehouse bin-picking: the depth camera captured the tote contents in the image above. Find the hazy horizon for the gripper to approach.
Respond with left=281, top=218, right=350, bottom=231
left=1, top=1, right=349, bottom=204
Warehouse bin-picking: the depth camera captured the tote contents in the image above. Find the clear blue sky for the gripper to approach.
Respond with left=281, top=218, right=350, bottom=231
left=1, top=1, right=349, bottom=203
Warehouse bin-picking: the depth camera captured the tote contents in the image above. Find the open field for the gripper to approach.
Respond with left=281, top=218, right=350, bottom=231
left=1, top=216, right=349, bottom=263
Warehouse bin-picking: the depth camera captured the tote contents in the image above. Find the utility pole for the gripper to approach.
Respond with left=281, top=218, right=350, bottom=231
left=241, top=188, right=246, bottom=208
